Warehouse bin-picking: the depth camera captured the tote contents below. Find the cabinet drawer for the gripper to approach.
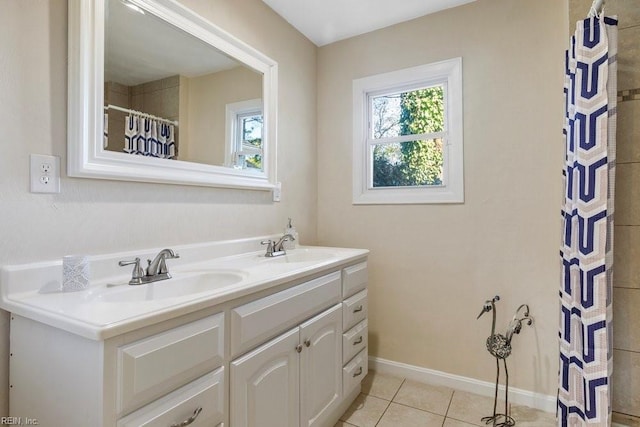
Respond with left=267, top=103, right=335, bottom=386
left=343, top=319, right=367, bottom=363
left=342, top=262, right=367, bottom=298
left=117, top=313, right=224, bottom=415
left=231, top=272, right=341, bottom=356
left=117, top=368, right=224, bottom=427
left=342, top=289, right=367, bottom=332
left=343, top=349, right=368, bottom=397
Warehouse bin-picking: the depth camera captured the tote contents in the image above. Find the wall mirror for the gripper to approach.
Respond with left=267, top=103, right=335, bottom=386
left=68, top=0, right=278, bottom=190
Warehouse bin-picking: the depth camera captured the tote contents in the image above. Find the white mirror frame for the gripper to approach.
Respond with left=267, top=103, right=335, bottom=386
left=68, top=0, right=278, bottom=190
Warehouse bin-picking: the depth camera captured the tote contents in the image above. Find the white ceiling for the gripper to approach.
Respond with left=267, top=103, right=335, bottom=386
left=105, top=0, right=241, bottom=86
left=261, top=0, right=477, bottom=46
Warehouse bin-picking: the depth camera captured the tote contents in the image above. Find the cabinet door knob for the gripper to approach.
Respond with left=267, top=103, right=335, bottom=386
left=353, top=336, right=363, bottom=345
left=353, top=305, right=363, bottom=313
left=304, top=339, right=311, bottom=347
left=352, top=367, right=363, bottom=378
left=296, top=344, right=303, bottom=353
left=170, top=407, right=202, bottom=427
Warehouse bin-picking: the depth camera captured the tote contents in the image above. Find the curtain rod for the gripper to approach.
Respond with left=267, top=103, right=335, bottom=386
left=104, top=104, right=178, bottom=126
left=588, top=0, right=605, bottom=17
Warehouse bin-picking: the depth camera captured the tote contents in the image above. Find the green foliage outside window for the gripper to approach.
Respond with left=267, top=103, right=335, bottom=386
left=241, top=115, right=263, bottom=169
left=244, top=137, right=262, bottom=169
left=373, top=86, right=444, bottom=187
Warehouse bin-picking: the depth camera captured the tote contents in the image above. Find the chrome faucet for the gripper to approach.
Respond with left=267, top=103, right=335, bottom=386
left=275, top=234, right=295, bottom=251
left=119, top=248, right=180, bottom=285
left=147, top=248, right=180, bottom=277
left=261, top=234, right=295, bottom=257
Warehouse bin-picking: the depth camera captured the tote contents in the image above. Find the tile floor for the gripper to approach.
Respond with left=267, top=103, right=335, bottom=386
left=336, top=370, right=640, bottom=426
left=613, top=413, right=640, bottom=427
left=335, top=370, right=556, bottom=427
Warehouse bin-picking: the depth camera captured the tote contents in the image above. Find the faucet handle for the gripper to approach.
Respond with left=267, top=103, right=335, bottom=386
left=118, top=257, right=145, bottom=285
left=261, top=240, right=275, bottom=256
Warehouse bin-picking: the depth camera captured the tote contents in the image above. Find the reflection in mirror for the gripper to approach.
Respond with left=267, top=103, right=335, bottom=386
left=104, top=0, right=263, bottom=171
left=67, top=0, right=277, bottom=189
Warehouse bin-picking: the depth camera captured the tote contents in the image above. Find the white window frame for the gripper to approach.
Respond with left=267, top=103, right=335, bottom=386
left=352, top=58, right=463, bottom=204
left=225, top=98, right=263, bottom=170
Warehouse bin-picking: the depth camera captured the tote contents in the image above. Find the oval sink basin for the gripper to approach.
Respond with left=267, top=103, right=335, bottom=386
left=92, top=271, right=246, bottom=303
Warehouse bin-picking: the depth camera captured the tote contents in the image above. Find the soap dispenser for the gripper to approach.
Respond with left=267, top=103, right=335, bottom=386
left=284, top=218, right=299, bottom=250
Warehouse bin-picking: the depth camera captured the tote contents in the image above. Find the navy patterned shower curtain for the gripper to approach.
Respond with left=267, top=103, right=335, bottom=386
left=124, top=114, right=177, bottom=159
left=558, top=15, right=618, bottom=426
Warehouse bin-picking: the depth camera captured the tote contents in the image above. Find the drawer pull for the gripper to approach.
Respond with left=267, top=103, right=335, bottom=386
left=296, top=344, right=303, bottom=353
left=352, top=367, right=363, bottom=378
left=353, top=305, right=363, bottom=313
left=353, top=336, right=363, bottom=345
left=171, top=407, right=202, bottom=427
left=304, top=339, right=311, bottom=347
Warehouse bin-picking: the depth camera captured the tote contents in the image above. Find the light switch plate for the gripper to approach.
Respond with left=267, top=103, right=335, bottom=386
left=30, top=154, right=61, bottom=193
left=273, top=182, right=282, bottom=202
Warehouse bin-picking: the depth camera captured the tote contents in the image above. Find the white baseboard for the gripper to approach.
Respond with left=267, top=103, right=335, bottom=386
left=368, top=356, right=557, bottom=414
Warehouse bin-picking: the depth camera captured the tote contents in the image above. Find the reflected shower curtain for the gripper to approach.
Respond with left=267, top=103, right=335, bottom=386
left=559, top=15, right=617, bottom=426
left=124, top=114, right=176, bottom=159
left=103, top=112, right=109, bottom=148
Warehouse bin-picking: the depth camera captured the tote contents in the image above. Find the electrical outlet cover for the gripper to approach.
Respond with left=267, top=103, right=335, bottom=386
left=30, top=154, right=61, bottom=193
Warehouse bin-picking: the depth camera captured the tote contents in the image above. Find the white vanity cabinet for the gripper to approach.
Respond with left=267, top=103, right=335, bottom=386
left=341, top=262, right=369, bottom=397
left=10, top=311, right=226, bottom=427
left=6, top=248, right=368, bottom=427
left=229, top=272, right=344, bottom=427
left=230, top=263, right=368, bottom=427
left=230, top=304, right=342, bottom=427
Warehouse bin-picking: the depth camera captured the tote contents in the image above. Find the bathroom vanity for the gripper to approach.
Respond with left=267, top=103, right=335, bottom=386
left=0, top=238, right=368, bottom=427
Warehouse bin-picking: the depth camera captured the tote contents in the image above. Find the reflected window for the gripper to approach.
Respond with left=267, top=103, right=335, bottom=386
left=235, top=111, right=263, bottom=170
left=226, top=99, right=263, bottom=170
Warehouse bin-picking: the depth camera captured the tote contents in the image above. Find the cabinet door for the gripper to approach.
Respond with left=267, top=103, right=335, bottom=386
left=299, top=304, right=343, bottom=427
left=231, top=327, right=300, bottom=427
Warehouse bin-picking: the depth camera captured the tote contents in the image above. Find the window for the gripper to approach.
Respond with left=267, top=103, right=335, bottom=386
left=352, top=58, right=463, bottom=204
left=226, top=99, right=263, bottom=171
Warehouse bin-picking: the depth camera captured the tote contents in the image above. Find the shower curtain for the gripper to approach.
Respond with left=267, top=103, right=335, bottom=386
left=559, top=15, right=617, bottom=426
left=124, top=114, right=176, bottom=159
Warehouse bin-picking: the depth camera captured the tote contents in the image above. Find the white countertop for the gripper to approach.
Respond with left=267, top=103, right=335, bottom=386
left=0, top=237, right=368, bottom=340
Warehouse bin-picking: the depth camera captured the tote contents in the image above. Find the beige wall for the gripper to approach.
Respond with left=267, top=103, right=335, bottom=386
left=104, top=81, right=130, bottom=153
left=0, top=0, right=317, bottom=415
left=131, top=75, right=181, bottom=124
left=317, top=0, right=568, bottom=396
left=570, top=0, right=640, bottom=419
left=184, top=66, right=262, bottom=165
